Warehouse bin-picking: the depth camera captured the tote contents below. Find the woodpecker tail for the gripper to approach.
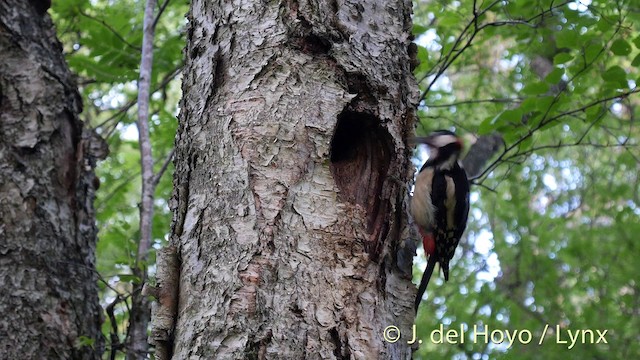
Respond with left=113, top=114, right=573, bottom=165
left=415, top=254, right=437, bottom=311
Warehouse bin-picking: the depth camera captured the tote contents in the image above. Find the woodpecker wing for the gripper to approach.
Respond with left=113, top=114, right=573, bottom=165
left=451, top=163, right=470, bottom=241
left=431, top=162, right=469, bottom=280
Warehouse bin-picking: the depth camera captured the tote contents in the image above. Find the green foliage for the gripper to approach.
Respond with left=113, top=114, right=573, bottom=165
left=75, top=335, right=96, bottom=349
left=413, top=0, right=639, bottom=359
left=51, top=0, right=186, bottom=357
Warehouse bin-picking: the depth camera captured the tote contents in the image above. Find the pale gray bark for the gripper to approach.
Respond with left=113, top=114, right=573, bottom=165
left=128, top=0, right=159, bottom=357
left=166, top=0, right=419, bottom=358
left=0, top=1, right=103, bottom=358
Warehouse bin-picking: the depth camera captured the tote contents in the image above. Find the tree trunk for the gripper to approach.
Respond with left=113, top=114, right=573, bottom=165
left=0, top=1, right=103, bottom=358
left=163, top=0, right=418, bottom=358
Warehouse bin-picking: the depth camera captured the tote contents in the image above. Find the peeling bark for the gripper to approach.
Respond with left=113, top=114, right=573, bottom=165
left=0, top=1, right=103, bottom=359
left=147, top=246, right=180, bottom=360
left=168, top=0, right=418, bottom=358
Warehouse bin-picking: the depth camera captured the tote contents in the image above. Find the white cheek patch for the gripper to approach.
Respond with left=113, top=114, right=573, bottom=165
left=431, top=134, right=458, bottom=148
left=411, top=168, right=436, bottom=230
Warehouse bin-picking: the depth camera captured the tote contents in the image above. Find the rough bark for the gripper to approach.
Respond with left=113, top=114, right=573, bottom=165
left=165, top=0, right=419, bottom=358
left=0, top=1, right=103, bottom=358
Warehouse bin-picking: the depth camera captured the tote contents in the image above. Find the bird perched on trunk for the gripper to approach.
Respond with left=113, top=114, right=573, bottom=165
left=411, top=130, right=470, bottom=311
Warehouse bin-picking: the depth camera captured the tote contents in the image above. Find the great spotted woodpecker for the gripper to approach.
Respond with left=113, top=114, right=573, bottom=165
left=411, top=130, right=470, bottom=311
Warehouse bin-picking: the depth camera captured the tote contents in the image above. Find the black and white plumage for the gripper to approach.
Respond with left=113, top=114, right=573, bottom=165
left=411, top=130, right=470, bottom=311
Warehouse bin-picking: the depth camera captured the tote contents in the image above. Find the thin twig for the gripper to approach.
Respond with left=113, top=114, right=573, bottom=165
left=153, top=0, right=172, bottom=29
left=419, top=0, right=573, bottom=103
left=78, top=10, right=141, bottom=52
left=96, top=64, right=183, bottom=129
left=152, top=148, right=175, bottom=188
left=425, top=97, right=522, bottom=108
left=474, top=87, right=639, bottom=184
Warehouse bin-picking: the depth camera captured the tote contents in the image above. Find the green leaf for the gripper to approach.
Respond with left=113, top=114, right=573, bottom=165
left=584, top=43, right=602, bottom=64
left=553, top=53, right=573, bottom=64
left=478, top=115, right=497, bottom=135
left=413, top=24, right=428, bottom=36
left=74, top=336, right=95, bottom=349
left=602, top=66, right=628, bottom=88
left=414, top=46, right=430, bottom=74
left=537, top=118, right=562, bottom=132
left=596, top=17, right=612, bottom=32
left=499, top=108, right=524, bottom=123
left=522, top=82, right=549, bottom=95
left=519, top=135, right=533, bottom=152
left=555, top=29, right=577, bottom=48
left=632, top=36, right=640, bottom=48
left=438, top=12, right=462, bottom=29
left=632, top=54, right=640, bottom=67
left=118, top=274, right=141, bottom=284
left=503, top=127, right=524, bottom=143
left=610, top=39, right=632, bottom=56
left=477, top=108, right=523, bottom=135
left=529, top=96, right=555, bottom=113
left=545, top=67, right=564, bottom=84
left=520, top=98, right=538, bottom=112
left=585, top=105, right=605, bottom=122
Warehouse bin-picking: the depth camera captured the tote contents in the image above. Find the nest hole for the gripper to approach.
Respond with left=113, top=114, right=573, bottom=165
left=329, top=111, right=393, bottom=232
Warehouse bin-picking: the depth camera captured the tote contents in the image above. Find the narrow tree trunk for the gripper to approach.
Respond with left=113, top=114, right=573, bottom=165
left=0, top=1, right=103, bottom=358
left=127, top=0, right=159, bottom=358
left=164, top=0, right=418, bottom=358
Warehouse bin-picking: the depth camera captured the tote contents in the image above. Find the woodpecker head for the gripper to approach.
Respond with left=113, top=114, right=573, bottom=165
left=413, top=130, right=463, bottom=170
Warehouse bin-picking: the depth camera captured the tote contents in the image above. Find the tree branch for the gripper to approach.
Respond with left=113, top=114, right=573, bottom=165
left=153, top=0, right=172, bottom=30
left=418, top=0, right=573, bottom=103
left=96, top=64, right=182, bottom=130
left=425, top=97, right=522, bottom=108
left=474, top=87, right=640, bottom=184
left=78, top=10, right=142, bottom=52
left=152, top=148, right=175, bottom=188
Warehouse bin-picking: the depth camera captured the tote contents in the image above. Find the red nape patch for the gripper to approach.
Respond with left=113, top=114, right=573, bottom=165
left=420, top=230, right=436, bottom=255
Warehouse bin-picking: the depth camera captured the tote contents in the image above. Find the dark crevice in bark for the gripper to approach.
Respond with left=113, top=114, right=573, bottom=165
left=28, top=0, right=50, bottom=15
left=300, top=33, right=331, bottom=55
left=329, top=0, right=339, bottom=14
left=203, top=50, right=224, bottom=112
left=377, top=258, right=389, bottom=294
left=211, top=51, right=224, bottom=96
left=329, top=111, right=393, bottom=255
left=287, top=10, right=332, bottom=57
left=408, top=41, right=419, bottom=71
left=65, top=111, right=82, bottom=197
left=244, top=329, right=272, bottom=360
left=345, top=73, right=376, bottom=107
left=188, top=43, right=203, bottom=60
left=329, top=327, right=350, bottom=359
